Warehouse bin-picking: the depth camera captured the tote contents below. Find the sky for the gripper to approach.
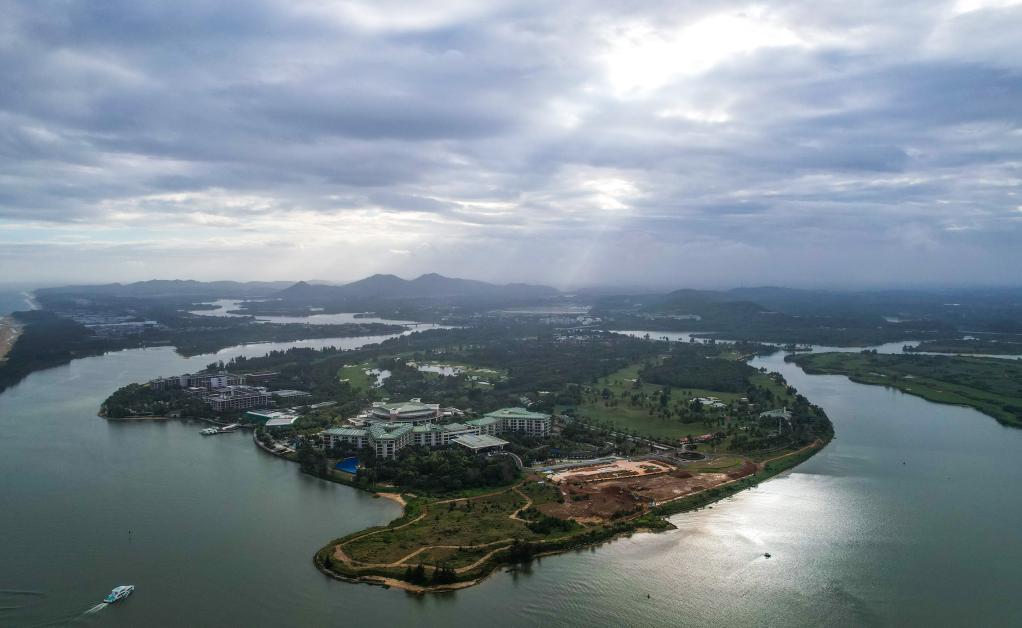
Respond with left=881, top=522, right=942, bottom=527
left=1, top=0, right=1021, bottom=290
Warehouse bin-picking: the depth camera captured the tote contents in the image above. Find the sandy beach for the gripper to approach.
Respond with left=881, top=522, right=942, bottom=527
left=0, top=316, right=22, bottom=362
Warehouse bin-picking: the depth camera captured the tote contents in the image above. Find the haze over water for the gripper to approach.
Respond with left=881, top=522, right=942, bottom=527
left=1, top=332, right=1020, bottom=626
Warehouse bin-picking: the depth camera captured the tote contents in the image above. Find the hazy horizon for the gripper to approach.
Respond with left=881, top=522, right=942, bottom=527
left=3, top=1, right=1021, bottom=287
left=3, top=273, right=1021, bottom=294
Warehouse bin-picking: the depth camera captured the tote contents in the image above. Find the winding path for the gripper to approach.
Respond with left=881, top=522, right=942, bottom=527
left=332, top=481, right=533, bottom=570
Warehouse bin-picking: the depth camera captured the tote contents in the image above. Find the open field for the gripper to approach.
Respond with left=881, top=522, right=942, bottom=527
left=790, top=352, right=1022, bottom=428
left=570, top=360, right=800, bottom=445
left=342, top=489, right=533, bottom=566
left=573, top=363, right=723, bottom=440
left=337, top=363, right=374, bottom=390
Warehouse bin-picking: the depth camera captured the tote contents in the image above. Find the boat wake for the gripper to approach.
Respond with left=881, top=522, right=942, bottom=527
left=84, top=603, right=107, bottom=615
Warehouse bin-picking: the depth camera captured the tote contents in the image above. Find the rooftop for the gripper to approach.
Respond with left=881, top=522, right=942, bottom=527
left=372, top=399, right=439, bottom=414
left=368, top=422, right=414, bottom=440
left=324, top=427, right=368, bottom=437
left=412, top=422, right=474, bottom=434
left=483, top=407, right=550, bottom=420
left=453, top=434, right=509, bottom=451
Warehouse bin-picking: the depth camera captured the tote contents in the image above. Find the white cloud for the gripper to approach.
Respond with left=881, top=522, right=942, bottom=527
left=0, top=0, right=1020, bottom=287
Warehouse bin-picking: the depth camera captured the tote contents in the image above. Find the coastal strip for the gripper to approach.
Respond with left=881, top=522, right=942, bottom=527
left=314, top=436, right=831, bottom=593
left=0, top=316, right=23, bottom=363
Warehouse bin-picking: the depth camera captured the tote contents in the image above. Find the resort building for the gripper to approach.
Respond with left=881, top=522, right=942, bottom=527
left=453, top=434, right=509, bottom=454
left=323, top=427, right=371, bottom=450
left=464, top=416, right=500, bottom=436
left=244, top=410, right=299, bottom=428
left=271, top=389, right=312, bottom=400
left=369, top=399, right=441, bottom=424
left=320, top=406, right=551, bottom=460
left=184, top=372, right=245, bottom=390
left=205, top=385, right=271, bottom=411
left=481, top=407, right=552, bottom=437
left=149, top=371, right=245, bottom=391
left=323, top=423, right=414, bottom=459
left=412, top=422, right=478, bottom=447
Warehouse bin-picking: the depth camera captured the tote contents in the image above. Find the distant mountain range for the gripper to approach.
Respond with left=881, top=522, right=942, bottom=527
left=37, top=274, right=560, bottom=305
left=35, top=279, right=295, bottom=300
left=276, top=273, right=559, bottom=303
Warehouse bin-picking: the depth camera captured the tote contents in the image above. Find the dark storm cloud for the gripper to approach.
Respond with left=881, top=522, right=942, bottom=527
left=0, top=0, right=1020, bottom=285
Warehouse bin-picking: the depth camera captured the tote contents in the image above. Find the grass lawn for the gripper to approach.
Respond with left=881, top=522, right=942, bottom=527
left=343, top=489, right=535, bottom=565
left=337, top=363, right=372, bottom=390
left=574, top=362, right=735, bottom=441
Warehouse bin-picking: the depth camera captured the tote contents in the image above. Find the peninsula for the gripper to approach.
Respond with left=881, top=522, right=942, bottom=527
left=101, top=315, right=834, bottom=592
left=789, top=351, right=1022, bottom=428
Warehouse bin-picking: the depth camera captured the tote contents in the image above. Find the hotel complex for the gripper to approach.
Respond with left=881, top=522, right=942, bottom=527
left=322, top=402, right=551, bottom=459
left=147, top=370, right=277, bottom=412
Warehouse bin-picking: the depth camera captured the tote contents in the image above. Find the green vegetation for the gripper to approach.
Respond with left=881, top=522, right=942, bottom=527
left=101, top=383, right=218, bottom=419
left=564, top=343, right=829, bottom=452
left=356, top=447, right=520, bottom=495
left=316, top=477, right=665, bottom=590
left=905, top=337, right=1022, bottom=356
left=342, top=489, right=535, bottom=566
left=790, top=351, right=1022, bottom=427
left=0, top=311, right=131, bottom=393
left=641, top=352, right=755, bottom=391
left=337, top=363, right=374, bottom=390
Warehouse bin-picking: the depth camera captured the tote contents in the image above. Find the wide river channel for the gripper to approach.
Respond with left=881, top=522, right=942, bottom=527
left=1, top=322, right=1021, bottom=626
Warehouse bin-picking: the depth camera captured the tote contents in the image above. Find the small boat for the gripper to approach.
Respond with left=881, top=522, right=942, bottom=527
left=200, top=427, right=218, bottom=435
left=104, top=585, right=134, bottom=604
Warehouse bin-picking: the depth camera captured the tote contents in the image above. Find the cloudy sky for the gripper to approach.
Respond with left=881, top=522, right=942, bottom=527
left=2, top=0, right=1021, bottom=289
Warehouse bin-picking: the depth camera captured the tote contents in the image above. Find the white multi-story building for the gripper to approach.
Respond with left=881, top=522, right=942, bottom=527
left=149, top=371, right=245, bottom=391
left=477, top=408, right=552, bottom=437
left=205, top=386, right=271, bottom=411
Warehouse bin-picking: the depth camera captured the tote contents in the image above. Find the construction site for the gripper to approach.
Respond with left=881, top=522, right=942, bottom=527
left=539, top=456, right=758, bottom=523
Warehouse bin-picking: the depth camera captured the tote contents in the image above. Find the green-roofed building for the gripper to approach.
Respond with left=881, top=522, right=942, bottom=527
left=323, top=423, right=413, bottom=459
left=412, top=422, right=478, bottom=447
left=465, top=416, right=500, bottom=436
left=483, top=407, right=552, bottom=436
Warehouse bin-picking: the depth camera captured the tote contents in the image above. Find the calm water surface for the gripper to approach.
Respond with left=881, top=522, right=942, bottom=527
left=1, top=324, right=1021, bottom=626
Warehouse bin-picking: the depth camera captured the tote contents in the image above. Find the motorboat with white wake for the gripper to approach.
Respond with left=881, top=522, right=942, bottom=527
left=103, top=585, right=134, bottom=604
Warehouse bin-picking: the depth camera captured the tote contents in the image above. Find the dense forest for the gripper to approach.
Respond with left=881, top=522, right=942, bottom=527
left=639, top=347, right=756, bottom=391
left=357, top=447, right=519, bottom=494
left=0, top=311, right=130, bottom=392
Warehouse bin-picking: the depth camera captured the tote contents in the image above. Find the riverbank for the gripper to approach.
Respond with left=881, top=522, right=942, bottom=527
left=315, top=436, right=831, bottom=593
left=789, top=352, right=1022, bottom=428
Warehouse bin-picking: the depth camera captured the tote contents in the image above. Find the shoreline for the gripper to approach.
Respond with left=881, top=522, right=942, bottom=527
left=315, top=436, right=831, bottom=593
left=0, top=316, right=23, bottom=362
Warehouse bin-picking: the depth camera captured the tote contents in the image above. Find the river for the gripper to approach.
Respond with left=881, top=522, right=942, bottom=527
left=1, top=318, right=1021, bottom=625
